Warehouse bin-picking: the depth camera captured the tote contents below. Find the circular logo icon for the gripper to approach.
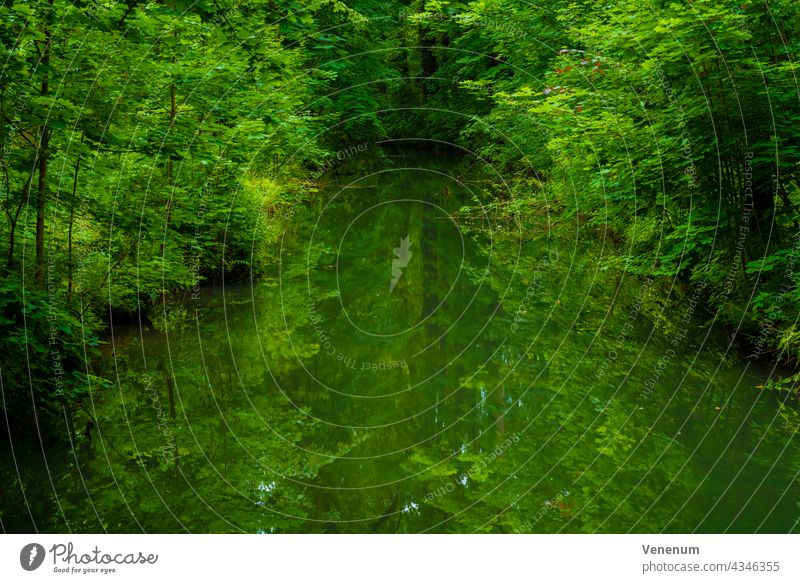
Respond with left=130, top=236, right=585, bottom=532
left=20, top=543, right=46, bottom=571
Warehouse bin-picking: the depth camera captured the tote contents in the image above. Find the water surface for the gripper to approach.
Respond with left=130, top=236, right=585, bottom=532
left=6, top=155, right=798, bottom=533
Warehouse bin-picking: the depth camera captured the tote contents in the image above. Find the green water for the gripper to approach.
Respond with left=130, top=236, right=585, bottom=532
left=6, top=157, right=800, bottom=533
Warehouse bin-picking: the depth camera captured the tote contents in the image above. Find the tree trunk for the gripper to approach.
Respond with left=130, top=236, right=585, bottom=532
left=67, top=154, right=81, bottom=304
left=34, top=127, right=48, bottom=287
left=6, top=177, right=30, bottom=271
left=6, top=218, right=15, bottom=270
left=34, top=19, right=51, bottom=287
left=162, top=81, right=176, bottom=251
left=417, top=1, right=435, bottom=100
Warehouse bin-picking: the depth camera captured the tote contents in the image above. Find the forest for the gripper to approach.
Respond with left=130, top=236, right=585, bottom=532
left=1, top=0, right=799, bottom=533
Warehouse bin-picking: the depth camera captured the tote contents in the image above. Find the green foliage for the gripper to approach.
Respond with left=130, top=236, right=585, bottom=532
left=0, top=0, right=381, bottom=436
left=0, top=276, right=105, bottom=437
left=438, top=0, right=800, bottom=386
left=1, top=0, right=799, bottom=533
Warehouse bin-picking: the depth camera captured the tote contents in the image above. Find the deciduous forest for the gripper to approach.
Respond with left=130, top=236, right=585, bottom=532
left=1, top=0, right=799, bottom=533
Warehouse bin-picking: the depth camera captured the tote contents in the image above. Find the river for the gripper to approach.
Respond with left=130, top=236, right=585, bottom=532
left=7, top=152, right=799, bottom=533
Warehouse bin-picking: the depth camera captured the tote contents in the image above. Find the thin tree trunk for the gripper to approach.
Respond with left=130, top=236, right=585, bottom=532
left=34, top=129, right=48, bottom=287
left=6, top=176, right=30, bottom=271
left=161, top=82, right=176, bottom=256
left=67, top=154, right=81, bottom=304
left=167, top=81, right=176, bottom=184
left=417, top=1, right=435, bottom=100
left=6, top=218, right=14, bottom=270
left=34, top=14, right=51, bottom=287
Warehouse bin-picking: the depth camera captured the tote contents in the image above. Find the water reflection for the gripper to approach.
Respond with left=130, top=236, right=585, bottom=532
left=12, top=158, right=798, bottom=533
